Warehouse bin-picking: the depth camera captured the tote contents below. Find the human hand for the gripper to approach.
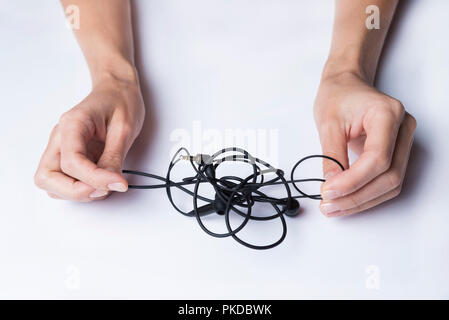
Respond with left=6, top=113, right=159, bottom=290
left=314, top=71, right=416, bottom=217
left=35, top=75, right=145, bottom=201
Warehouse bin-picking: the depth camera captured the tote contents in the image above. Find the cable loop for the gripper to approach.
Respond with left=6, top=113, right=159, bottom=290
left=123, top=147, right=344, bottom=250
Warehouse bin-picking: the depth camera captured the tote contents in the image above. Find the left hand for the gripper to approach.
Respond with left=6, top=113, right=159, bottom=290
left=313, top=71, right=417, bottom=217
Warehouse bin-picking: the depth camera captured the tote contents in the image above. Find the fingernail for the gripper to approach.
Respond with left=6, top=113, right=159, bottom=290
left=320, top=202, right=340, bottom=216
left=322, top=190, right=342, bottom=200
left=108, top=182, right=127, bottom=192
left=90, top=189, right=108, bottom=198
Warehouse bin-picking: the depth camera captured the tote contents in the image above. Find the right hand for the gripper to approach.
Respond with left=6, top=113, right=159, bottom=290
left=314, top=71, right=416, bottom=216
left=34, top=76, right=145, bottom=201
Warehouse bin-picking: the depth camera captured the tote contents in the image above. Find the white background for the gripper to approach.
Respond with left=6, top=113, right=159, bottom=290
left=0, top=0, right=448, bottom=299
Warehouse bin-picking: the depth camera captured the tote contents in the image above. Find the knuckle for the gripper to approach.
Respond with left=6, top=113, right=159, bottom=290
left=341, top=179, right=359, bottom=195
left=49, top=124, right=61, bottom=144
left=372, top=98, right=390, bottom=110
left=59, top=109, right=89, bottom=126
left=71, top=185, right=90, bottom=202
left=387, top=170, right=402, bottom=189
left=374, top=153, right=391, bottom=172
left=59, top=111, right=70, bottom=124
left=405, top=113, right=417, bottom=132
left=391, top=186, right=402, bottom=198
left=60, top=155, right=76, bottom=174
left=72, top=110, right=90, bottom=123
left=118, top=123, right=133, bottom=139
left=34, top=170, right=47, bottom=189
left=50, top=124, right=60, bottom=136
left=47, top=192, right=59, bottom=199
left=319, top=119, right=338, bottom=134
left=389, top=98, right=405, bottom=119
left=372, top=98, right=404, bottom=120
left=347, top=196, right=362, bottom=211
left=102, top=151, right=122, bottom=166
left=72, top=193, right=87, bottom=202
left=113, top=110, right=134, bottom=136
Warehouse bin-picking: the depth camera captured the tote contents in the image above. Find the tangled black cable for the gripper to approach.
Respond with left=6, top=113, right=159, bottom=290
left=123, top=147, right=344, bottom=250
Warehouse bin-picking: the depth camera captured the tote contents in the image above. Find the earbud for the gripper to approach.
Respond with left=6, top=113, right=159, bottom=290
left=195, top=196, right=300, bottom=218
left=282, top=199, right=300, bottom=217
left=194, top=193, right=228, bottom=216
left=214, top=193, right=226, bottom=215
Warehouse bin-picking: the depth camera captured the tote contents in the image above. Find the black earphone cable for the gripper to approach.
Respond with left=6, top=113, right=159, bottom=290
left=123, top=147, right=344, bottom=250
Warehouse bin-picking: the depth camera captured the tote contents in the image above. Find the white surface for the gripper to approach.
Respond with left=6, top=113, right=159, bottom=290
left=0, top=0, right=448, bottom=299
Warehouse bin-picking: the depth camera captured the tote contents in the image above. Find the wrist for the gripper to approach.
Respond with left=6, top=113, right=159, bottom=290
left=322, top=47, right=378, bottom=85
left=90, top=56, right=139, bottom=88
left=321, top=59, right=369, bottom=84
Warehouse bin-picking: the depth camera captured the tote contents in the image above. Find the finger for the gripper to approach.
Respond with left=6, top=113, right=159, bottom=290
left=318, top=121, right=349, bottom=179
left=322, top=106, right=403, bottom=200
left=320, top=113, right=416, bottom=215
left=47, top=192, right=62, bottom=200
left=59, top=115, right=127, bottom=191
left=97, top=118, right=133, bottom=178
left=35, top=128, right=100, bottom=201
left=322, top=187, right=401, bottom=217
left=348, top=134, right=366, bottom=156
left=43, top=171, right=102, bottom=202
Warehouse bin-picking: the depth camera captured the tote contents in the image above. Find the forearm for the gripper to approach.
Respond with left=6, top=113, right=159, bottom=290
left=323, top=0, right=398, bottom=84
left=61, top=0, right=137, bottom=86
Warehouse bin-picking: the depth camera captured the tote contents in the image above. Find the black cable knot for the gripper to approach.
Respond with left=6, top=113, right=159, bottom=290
left=123, top=147, right=344, bottom=250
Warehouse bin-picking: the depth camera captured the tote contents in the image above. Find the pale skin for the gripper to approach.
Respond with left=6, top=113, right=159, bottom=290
left=35, top=0, right=416, bottom=216
left=316, top=0, right=416, bottom=216
left=34, top=0, right=144, bottom=201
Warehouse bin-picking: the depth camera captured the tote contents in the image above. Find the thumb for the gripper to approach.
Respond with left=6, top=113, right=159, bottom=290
left=318, top=122, right=349, bottom=180
left=97, top=123, right=133, bottom=192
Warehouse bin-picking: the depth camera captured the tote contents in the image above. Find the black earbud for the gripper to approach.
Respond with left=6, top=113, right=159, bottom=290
left=282, top=199, right=300, bottom=217
left=194, top=164, right=227, bottom=216
left=194, top=193, right=228, bottom=216
left=213, top=192, right=227, bottom=215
